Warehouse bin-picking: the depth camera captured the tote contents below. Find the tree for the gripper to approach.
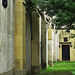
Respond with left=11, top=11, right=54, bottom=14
left=25, top=0, right=75, bottom=31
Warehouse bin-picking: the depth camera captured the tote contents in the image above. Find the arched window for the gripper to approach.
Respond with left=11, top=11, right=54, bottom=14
left=2, top=0, right=8, bottom=8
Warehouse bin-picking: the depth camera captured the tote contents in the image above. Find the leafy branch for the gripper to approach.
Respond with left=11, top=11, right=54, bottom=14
left=25, top=0, right=75, bottom=31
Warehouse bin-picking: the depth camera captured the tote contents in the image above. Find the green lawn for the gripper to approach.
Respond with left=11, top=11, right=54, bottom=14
left=39, top=62, right=75, bottom=75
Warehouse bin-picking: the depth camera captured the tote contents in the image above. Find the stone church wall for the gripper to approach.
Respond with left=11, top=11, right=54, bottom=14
left=0, top=0, right=15, bottom=75
left=59, top=30, right=75, bottom=61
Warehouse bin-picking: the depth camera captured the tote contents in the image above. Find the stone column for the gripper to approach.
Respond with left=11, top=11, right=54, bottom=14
left=31, top=11, right=41, bottom=74
left=52, top=29, right=59, bottom=63
left=48, top=27, right=53, bottom=66
left=26, top=13, right=32, bottom=75
left=41, top=18, right=48, bottom=69
left=15, top=0, right=28, bottom=75
left=52, top=29, right=57, bottom=63
left=54, top=30, right=59, bottom=62
left=56, top=31, right=59, bottom=61
left=0, top=0, right=15, bottom=75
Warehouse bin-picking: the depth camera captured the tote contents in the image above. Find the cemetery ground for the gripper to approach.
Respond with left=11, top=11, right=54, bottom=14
left=38, top=61, right=75, bottom=75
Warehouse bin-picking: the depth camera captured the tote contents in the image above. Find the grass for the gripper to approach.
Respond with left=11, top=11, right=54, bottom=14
left=39, top=61, right=75, bottom=75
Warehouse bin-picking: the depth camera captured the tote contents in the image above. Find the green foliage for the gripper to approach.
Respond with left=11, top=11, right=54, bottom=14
left=25, top=0, right=75, bottom=31
left=70, top=34, right=75, bottom=38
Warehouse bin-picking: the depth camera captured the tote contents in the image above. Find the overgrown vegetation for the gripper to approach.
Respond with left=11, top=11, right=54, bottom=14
left=39, top=62, right=75, bottom=75
left=25, top=0, right=75, bottom=31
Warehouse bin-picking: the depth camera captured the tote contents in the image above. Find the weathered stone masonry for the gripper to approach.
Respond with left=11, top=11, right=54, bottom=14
left=0, top=0, right=15, bottom=75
